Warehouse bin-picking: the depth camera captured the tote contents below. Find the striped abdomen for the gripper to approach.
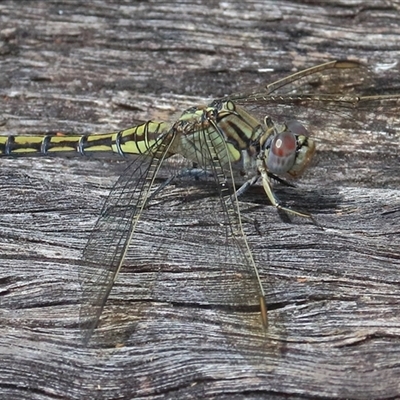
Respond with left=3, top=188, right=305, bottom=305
left=0, top=121, right=170, bottom=157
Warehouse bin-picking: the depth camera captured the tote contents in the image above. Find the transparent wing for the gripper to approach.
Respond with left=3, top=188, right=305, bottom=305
left=79, top=131, right=176, bottom=345
left=193, top=115, right=282, bottom=364
left=202, top=117, right=267, bottom=324
left=227, top=60, right=400, bottom=155
left=156, top=116, right=274, bottom=361
left=79, top=113, right=272, bottom=358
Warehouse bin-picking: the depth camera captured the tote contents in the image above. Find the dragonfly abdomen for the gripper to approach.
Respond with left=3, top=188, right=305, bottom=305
left=0, top=121, right=170, bottom=157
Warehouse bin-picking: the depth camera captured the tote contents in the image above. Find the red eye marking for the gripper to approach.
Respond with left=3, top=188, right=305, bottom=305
left=267, top=131, right=297, bottom=175
left=271, top=131, right=297, bottom=157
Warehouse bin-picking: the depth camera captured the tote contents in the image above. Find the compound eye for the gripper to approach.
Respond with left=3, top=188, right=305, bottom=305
left=266, top=131, right=297, bottom=175
left=287, top=120, right=309, bottom=136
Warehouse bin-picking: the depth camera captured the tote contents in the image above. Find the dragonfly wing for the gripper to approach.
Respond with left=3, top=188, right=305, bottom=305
left=228, top=61, right=400, bottom=156
left=174, top=116, right=279, bottom=368
left=79, top=131, right=176, bottom=345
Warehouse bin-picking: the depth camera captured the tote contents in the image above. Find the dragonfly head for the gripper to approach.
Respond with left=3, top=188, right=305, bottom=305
left=261, top=117, right=316, bottom=179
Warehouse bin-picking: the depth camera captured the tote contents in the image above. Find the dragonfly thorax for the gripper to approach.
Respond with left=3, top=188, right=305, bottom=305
left=173, top=100, right=266, bottom=169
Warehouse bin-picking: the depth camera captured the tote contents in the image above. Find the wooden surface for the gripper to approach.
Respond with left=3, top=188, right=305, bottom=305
left=1, top=1, right=400, bottom=399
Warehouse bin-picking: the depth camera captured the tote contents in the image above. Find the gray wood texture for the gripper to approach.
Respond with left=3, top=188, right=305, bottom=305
left=0, top=1, right=399, bottom=399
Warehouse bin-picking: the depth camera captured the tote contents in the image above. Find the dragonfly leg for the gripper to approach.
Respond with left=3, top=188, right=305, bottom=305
left=267, top=172, right=296, bottom=188
left=235, top=175, right=259, bottom=198
left=146, top=166, right=214, bottom=204
left=146, top=175, right=176, bottom=203
left=224, top=176, right=259, bottom=225
left=259, top=164, right=317, bottom=223
left=177, top=167, right=213, bottom=180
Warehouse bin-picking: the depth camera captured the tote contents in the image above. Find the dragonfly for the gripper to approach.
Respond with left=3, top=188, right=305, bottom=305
left=1, top=60, right=399, bottom=344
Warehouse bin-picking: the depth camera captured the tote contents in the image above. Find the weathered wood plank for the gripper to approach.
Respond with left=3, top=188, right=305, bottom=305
left=0, top=1, right=400, bottom=399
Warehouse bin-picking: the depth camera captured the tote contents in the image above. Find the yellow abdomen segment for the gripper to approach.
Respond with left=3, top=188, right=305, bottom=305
left=0, top=121, right=170, bottom=157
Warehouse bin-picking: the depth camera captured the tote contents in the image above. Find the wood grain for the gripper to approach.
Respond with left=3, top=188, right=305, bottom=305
left=1, top=1, right=399, bottom=399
